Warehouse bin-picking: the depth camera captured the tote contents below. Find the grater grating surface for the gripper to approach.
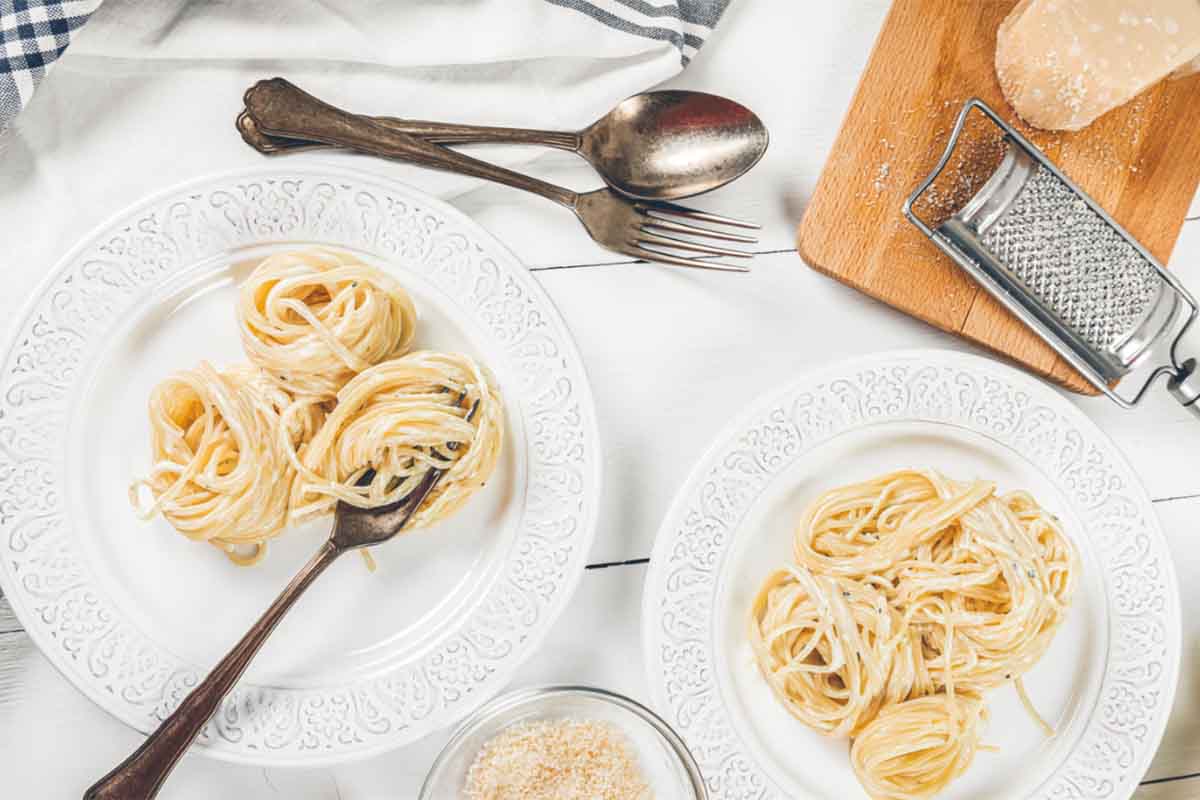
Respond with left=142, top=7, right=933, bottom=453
left=979, top=165, right=1161, bottom=352
left=907, top=99, right=1200, bottom=410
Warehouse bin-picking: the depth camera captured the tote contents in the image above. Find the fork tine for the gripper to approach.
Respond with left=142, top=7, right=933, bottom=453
left=642, top=216, right=759, bottom=244
left=627, top=244, right=751, bottom=273
left=641, top=201, right=761, bottom=230
left=637, top=231, right=754, bottom=259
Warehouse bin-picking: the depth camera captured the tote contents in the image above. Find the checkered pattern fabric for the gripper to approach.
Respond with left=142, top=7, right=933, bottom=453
left=1, top=0, right=102, bottom=131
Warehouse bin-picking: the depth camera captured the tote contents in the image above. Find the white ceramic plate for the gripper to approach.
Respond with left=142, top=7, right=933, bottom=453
left=0, top=166, right=600, bottom=766
left=642, top=350, right=1178, bottom=800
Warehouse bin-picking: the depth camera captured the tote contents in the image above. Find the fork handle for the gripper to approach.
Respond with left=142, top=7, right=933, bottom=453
left=237, top=110, right=579, bottom=153
left=83, top=541, right=342, bottom=800
left=243, top=78, right=578, bottom=209
left=360, top=119, right=580, bottom=150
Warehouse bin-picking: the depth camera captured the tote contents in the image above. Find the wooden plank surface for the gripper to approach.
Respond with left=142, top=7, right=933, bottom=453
left=0, top=592, right=18, bottom=635
left=798, top=0, right=1200, bottom=394
left=1135, top=780, right=1200, bottom=800
left=1, top=1, right=1199, bottom=797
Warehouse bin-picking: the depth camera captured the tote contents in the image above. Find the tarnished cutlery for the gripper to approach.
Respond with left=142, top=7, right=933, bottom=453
left=237, top=84, right=768, bottom=201
left=83, top=404, right=477, bottom=800
left=240, top=78, right=758, bottom=272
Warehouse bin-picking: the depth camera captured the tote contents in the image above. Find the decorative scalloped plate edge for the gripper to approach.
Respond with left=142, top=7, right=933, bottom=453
left=641, top=349, right=1179, bottom=800
left=0, top=165, right=602, bottom=766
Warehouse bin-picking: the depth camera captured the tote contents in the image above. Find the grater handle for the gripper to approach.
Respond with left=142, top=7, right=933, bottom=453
left=1168, top=359, right=1200, bottom=416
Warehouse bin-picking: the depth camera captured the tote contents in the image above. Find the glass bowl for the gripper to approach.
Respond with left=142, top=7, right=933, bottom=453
left=420, top=685, right=707, bottom=799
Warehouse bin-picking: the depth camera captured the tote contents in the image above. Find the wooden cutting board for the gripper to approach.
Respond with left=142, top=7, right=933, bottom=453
left=797, top=0, right=1200, bottom=394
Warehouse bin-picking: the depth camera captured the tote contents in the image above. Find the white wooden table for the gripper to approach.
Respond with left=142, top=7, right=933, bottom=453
left=2, top=1, right=1199, bottom=797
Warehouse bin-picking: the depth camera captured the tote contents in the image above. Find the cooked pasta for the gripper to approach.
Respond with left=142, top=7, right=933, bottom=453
left=130, top=362, right=299, bottom=566
left=850, top=694, right=987, bottom=800
left=135, top=250, right=504, bottom=566
left=225, top=364, right=325, bottom=449
left=748, top=568, right=900, bottom=738
left=237, top=248, right=418, bottom=398
left=748, top=469, right=1077, bottom=800
left=285, top=350, right=504, bottom=529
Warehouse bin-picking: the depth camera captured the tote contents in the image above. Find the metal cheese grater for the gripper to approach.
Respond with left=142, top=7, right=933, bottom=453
left=905, top=98, right=1200, bottom=413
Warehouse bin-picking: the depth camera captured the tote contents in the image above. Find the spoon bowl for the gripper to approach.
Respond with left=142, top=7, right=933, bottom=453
left=582, top=90, right=769, bottom=200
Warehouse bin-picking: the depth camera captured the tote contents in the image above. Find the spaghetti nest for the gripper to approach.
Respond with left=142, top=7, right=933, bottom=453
left=129, top=362, right=321, bottom=566
left=748, top=469, right=1077, bottom=800
left=134, top=250, right=503, bottom=566
left=286, top=351, right=504, bottom=529
left=237, top=248, right=418, bottom=398
left=850, top=694, right=986, bottom=800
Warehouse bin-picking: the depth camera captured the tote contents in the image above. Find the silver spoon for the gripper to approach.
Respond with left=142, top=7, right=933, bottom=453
left=237, top=79, right=769, bottom=200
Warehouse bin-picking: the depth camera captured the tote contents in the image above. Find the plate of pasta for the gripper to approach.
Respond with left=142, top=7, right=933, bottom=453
left=642, top=350, right=1178, bottom=800
left=0, top=166, right=600, bottom=765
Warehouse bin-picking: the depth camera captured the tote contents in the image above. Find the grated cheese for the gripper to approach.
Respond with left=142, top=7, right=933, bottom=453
left=463, top=718, right=654, bottom=800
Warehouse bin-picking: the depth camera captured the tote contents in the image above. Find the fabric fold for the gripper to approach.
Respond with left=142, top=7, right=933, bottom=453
left=3, top=0, right=731, bottom=132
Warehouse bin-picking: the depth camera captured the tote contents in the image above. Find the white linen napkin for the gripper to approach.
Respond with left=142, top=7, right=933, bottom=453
left=2, top=0, right=730, bottom=131
left=0, top=0, right=734, bottom=278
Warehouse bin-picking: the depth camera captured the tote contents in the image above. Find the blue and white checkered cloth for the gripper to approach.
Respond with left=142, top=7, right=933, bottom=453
left=1, top=0, right=102, bottom=131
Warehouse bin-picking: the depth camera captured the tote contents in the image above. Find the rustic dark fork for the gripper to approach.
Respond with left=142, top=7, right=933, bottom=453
left=85, top=402, right=477, bottom=800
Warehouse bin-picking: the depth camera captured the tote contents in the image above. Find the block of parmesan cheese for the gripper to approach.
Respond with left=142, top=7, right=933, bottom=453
left=996, top=0, right=1200, bottom=131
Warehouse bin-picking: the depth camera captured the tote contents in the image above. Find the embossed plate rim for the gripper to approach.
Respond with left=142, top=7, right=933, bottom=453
left=0, top=164, right=602, bottom=766
left=640, top=348, right=1180, bottom=800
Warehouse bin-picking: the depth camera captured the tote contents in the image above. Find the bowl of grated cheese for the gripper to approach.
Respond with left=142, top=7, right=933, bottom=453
left=419, top=685, right=707, bottom=799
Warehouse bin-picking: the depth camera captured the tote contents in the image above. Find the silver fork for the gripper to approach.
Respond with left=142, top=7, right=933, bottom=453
left=241, top=79, right=758, bottom=272
left=84, top=405, right=476, bottom=800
